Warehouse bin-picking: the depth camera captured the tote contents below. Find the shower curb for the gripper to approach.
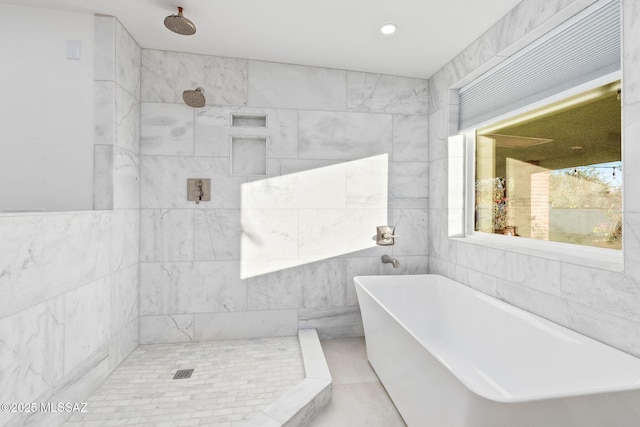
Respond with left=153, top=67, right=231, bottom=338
left=243, top=329, right=332, bottom=426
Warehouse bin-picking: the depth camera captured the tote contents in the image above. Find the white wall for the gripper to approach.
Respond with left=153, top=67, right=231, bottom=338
left=0, top=4, right=94, bottom=212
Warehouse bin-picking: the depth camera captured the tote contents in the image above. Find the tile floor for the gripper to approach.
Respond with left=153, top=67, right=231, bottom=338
left=310, top=337, right=406, bottom=427
left=63, top=336, right=304, bottom=426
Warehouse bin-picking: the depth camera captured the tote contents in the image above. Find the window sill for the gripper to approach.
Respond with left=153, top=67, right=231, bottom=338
left=451, top=232, right=623, bottom=272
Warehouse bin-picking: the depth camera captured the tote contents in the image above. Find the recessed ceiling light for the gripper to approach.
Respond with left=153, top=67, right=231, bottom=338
left=380, top=23, right=398, bottom=35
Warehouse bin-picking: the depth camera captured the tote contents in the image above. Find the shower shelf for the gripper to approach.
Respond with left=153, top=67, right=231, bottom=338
left=231, top=114, right=267, bottom=128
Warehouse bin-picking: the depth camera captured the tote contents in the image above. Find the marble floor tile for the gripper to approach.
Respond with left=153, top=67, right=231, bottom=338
left=310, top=337, right=406, bottom=426
left=64, top=337, right=304, bottom=426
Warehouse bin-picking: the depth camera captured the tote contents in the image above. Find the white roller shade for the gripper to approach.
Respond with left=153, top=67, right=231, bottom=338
left=458, top=0, right=620, bottom=131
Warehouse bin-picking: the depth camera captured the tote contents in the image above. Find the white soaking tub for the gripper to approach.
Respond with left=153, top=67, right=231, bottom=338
left=354, top=274, right=640, bottom=427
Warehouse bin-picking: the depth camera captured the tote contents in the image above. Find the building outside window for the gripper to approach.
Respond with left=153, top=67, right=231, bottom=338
left=474, top=80, right=621, bottom=249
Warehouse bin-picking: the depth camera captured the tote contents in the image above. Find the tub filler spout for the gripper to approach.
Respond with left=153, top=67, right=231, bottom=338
left=381, top=255, right=400, bottom=268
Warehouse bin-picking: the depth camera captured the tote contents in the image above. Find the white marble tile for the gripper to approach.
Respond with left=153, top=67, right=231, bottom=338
left=393, top=115, right=429, bottom=162
left=624, top=213, right=640, bottom=280
left=466, top=269, right=498, bottom=296
left=428, top=208, right=457, bottom=262
left=566, top=301, right=640, bottom=357
left=141, top=49, right=247, bottom=105
left=298, top=208, right=386, bottom=260
left=112, top=146, right=140, bottom=209
left=139, top=314, right=194, bottom=344
left=94, top=15, right=115, bottom=82
left=0, top=297, right=64, bottom=405
left=299, top=111, right=392, bottom=161
left=346, top=154, right=388, bottom=208
left=141, top=103, right=194, bottom=155
left=195, top=106, right=298, bottom=158
left=299, top=258, right=347, bottom=308
left=388, top=161, right=429, bottom=207
left=391, top=208, right=428, bottom=256
left=496, top=279, right=574, bottom=326
left=0, top=212, right=111, bottom=319
left=110, top=208, right=139, bottom=271
left=503, top=252, right=562, bottom=295
left=267, top=159, right=343, bottom=177
left=345, top=257, right=383, bottom=305
left=140, top=209, right=194, bottom=261
left=624, top=0, right=640, bottom=105
left=231, top=137, right=267, bottom=175
left=108, top=317, right=138, bottom=373
left=94, top=81, right=115, bottom=146
left=623, top=103, right=640, bottom=213
left=428, top=65, right=458, bottom=115
left=247, top=267, right=303, bottom=309
left=115, top=84, right=140, bottom=154
left=141, top=156, right=244, bottom=208
left=265, top=378, right=331, bottom=426
left=193, top=310, right=298, bottom=340
left=248, top=60, right=346, bottom=110
left=495, top=0, right=580, bottom=56
left=139, top=261, right=246, bottom=315
left=457, top=241, right=507, bottom=279
left=561, top=264, right=637, bottom=321
left=64, top=276, right=111, bottom=373
left=241, top=209, right=299, bottom=261
left=347, top=72, right=428, bottom=115
left=115, top=19, right=141, bottom=99
left=428, top=157, right=447, bottom=209
left=194, top=209, right=241, bottom=260
left=93, top=145, right=113, bottom=210
left=298, top=306, right=363, bottom=339
left=111, top=265, right=139, bottom=335
left=242, top=161, right=346, bottom=209
left=448, top=26, right=500, bottom=86
left=428, top=108, right=449, bottom=162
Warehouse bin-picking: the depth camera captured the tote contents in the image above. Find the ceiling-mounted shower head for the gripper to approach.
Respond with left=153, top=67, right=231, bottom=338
left=164, top=7, right=196, bottom=36
left=183, top=87, right=205, bottom=108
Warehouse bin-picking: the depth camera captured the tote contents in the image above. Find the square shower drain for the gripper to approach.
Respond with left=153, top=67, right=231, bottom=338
left=173, top=369, right=194, bottom=379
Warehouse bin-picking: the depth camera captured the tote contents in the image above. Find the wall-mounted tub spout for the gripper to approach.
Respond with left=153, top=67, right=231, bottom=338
left=381, top=255, right=400, bottom=268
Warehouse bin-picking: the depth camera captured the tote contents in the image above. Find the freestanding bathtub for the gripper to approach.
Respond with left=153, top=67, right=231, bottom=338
left=355, top=274, right=640, bottom=427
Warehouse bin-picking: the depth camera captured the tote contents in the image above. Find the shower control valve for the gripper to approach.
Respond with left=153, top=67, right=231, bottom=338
left=376, top=225, right=398, bottom=246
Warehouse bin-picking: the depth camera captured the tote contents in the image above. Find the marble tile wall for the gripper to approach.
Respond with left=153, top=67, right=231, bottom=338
left=140, top=49, right=429, bottom=342
left=0, top=14, right=141, bottom=427
left=428, top=0, right=640, bottom=357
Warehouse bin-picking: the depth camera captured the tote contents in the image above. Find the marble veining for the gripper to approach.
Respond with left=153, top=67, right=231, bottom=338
left=248, top=60, right=346, bottom=111
left=141, top=49, right=248, bottom=105
left=0, top=297, right=64, bottom=406
left=393, top=114, right=429, bottom=162
left=64, top=277, right=111, bottom=373
left=623, top=0, right=640, bottom=106
left=194, top=209, right=242, bottom=261
left=298, top=111, right=392, bottom=161
left=195, top=106, right=298, bottom=159
left=115, top=84, right=140, bottom=154
left=115, top=19, right=141, bottom=99
left=141, top=103, right=194, bottom=156
left=140, top=209, right=193, bottom=262
left=347, top=72, right=428, bottom=115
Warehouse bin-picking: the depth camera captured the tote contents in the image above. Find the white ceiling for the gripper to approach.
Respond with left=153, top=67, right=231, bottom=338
left=4, top=0, right=522, bottom=79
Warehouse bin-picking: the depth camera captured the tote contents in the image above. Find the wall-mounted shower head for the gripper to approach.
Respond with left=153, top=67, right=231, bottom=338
left=183, top=87, right=205, bottom=108
left=164, top=7, right=196, bottom=36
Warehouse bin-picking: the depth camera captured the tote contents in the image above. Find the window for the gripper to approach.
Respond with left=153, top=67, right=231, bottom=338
left=474, top=80, right=621, bottom=249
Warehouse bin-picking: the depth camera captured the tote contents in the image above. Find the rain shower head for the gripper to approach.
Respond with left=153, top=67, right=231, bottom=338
left=164, top=7, right=196, bottom=35
left=183, top=87, right=205, bottom=108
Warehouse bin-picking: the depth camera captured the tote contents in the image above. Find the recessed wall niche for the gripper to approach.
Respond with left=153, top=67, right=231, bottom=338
left=231, top=114, right=267, bottom=128
left=231, top=136, right=267, bottom=176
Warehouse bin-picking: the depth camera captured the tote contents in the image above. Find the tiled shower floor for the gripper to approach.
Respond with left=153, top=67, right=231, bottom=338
left=64, top=336, right=304, bottom=427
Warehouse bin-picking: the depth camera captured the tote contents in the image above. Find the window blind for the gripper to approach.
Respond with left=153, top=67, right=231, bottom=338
left=458, top=0, right=620, bottom=131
